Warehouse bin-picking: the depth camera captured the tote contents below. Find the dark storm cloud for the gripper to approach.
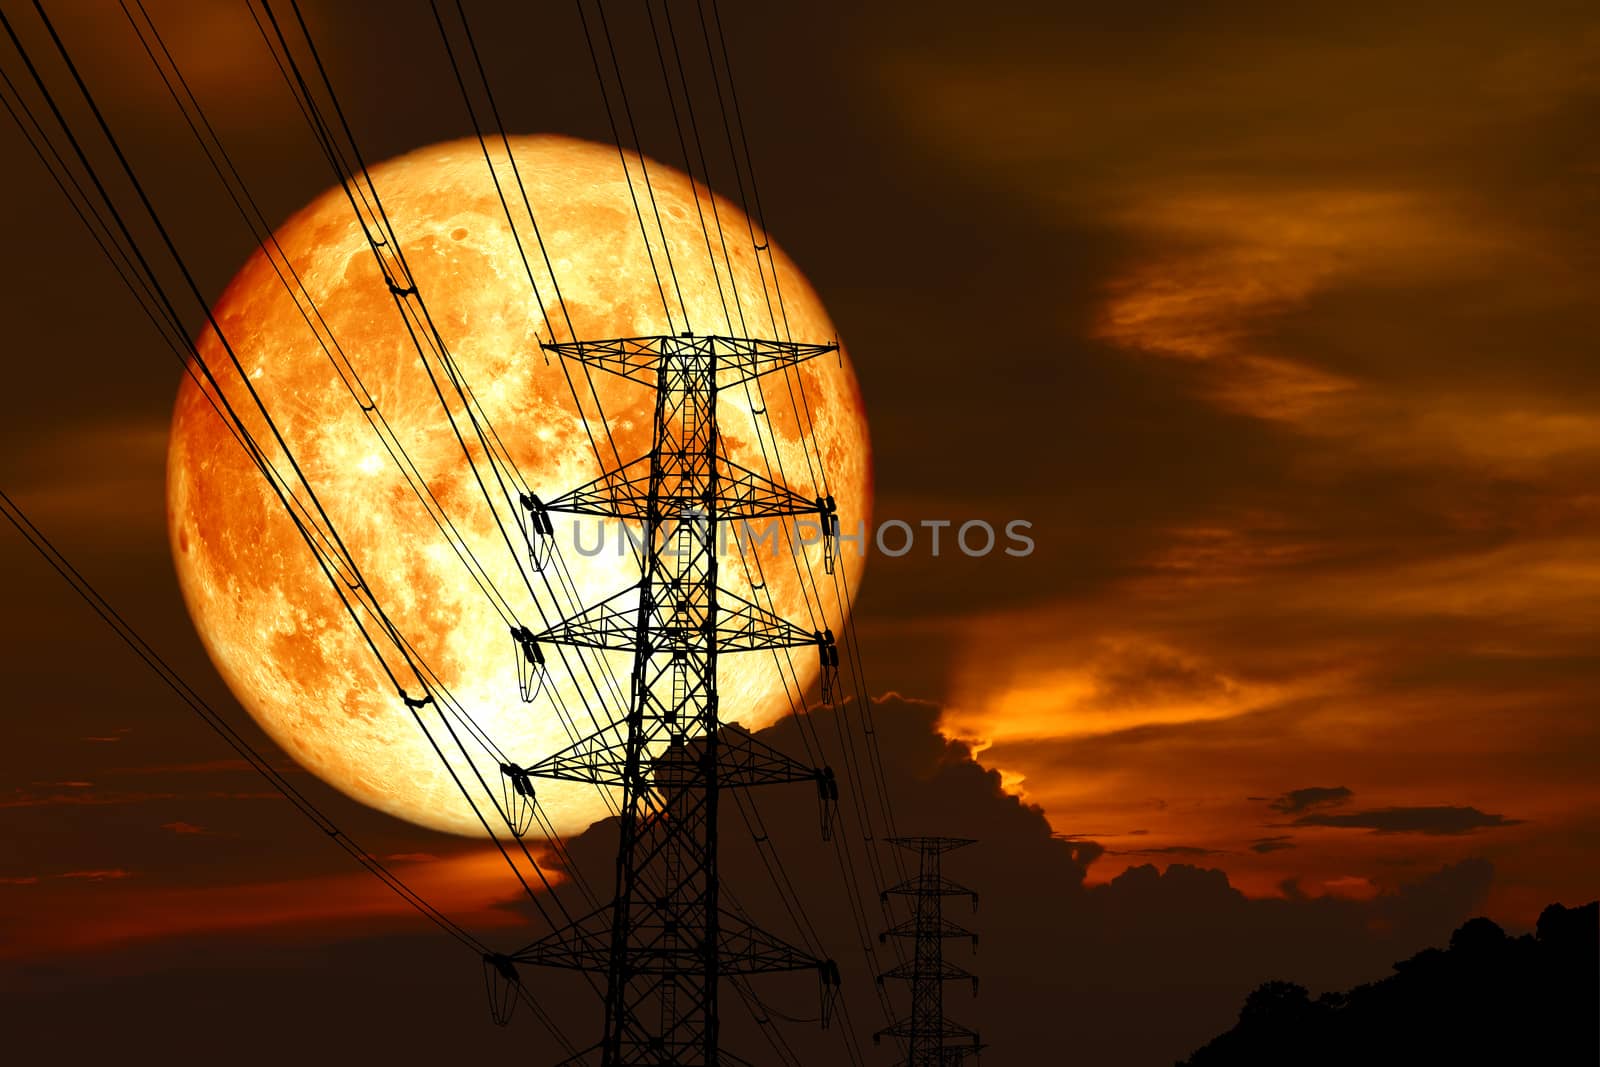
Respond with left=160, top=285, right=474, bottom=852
left=1269, top=786, right=1354, bottom=815
left=1293, top=806, right=1524, bottom=836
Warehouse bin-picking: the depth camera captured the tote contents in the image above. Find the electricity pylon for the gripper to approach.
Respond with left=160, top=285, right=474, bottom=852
left=876, top=837, right=983, bottom=1066
left=494, top=332, right=845, bottom=1065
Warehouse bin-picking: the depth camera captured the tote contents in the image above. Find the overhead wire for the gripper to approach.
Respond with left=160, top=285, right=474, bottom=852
left=2, top=0, right=584, bottom=945
left=255, top=0, right=637, bottom=755
left=10, top=0, right=908, bottom=1054
left=0, top=495, right=577, bottom=1055
left=242, top=4, right=640, bottom=938
left=652, top=4, right=913, bottom=1036
left=697, top=0, right=905, bottom=882
left=628, top=2, right=896, bottom=1046
left=129, top=0, right=606, bottom=921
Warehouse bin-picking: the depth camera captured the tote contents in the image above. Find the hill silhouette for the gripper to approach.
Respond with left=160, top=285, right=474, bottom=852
left=1179, top=900, right=1598, bottom=1066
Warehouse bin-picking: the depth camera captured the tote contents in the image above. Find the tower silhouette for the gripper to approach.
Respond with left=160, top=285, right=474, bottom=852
left=876, top=837, right=983, bottom=1066
left=499, top=332, right=844, bottom=1065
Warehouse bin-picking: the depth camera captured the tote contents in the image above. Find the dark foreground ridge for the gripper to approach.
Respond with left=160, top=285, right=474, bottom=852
left=1180, top=900, right=1598, bottom=1066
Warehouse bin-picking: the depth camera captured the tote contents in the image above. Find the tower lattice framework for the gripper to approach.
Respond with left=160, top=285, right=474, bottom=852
left=876, top=837, right=983, bottom=1066
left=500, top=332, right=844, bottom=1065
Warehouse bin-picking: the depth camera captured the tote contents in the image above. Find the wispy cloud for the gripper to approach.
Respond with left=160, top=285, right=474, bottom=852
left=1292, top=806, right=1523, bottom=836
left=1268, top=787, right=1353, bottom=816
left=0, top=848, right=543, bottom=959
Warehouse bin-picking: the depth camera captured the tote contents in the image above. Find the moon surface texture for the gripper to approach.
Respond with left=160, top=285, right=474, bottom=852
left=167, top=136, right=870, bottom=837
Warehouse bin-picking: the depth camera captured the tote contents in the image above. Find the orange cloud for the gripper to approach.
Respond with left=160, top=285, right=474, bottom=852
left=0, top=849, right=545, bottom=960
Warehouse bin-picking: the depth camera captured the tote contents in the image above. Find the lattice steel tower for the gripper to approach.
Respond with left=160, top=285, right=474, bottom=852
left=496, top=332, right=845, bottom=1065
left=876, top=837, right=983, bottom=1066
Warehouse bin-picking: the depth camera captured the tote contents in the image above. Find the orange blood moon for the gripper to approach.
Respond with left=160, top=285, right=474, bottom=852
left=167, top=136, right=870, bottom=837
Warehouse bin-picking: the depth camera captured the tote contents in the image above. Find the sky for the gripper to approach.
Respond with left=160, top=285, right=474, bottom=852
left=1, top=1, right=1597, bottom=1064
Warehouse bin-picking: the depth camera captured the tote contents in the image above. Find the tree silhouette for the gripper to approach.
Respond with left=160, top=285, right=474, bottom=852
left=1179, top=901, right=1598, bottom=1066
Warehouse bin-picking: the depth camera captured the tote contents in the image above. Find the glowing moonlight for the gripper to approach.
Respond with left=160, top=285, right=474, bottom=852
left=167, top=136, right=870, bottom=836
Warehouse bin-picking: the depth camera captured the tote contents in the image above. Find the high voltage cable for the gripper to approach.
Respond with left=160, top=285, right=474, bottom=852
left=253, top=0, right=638, bottom=749
left=563, top=6, right=886, bottom=1053
left=246, top=0, right=640, bottom=911
left=256, top=10, right=832, bottom=1062
left=643, top=0, right=907, bottom=975
left=8, top=0, right=909, bottom=1056
left=683, top=4, right=915, bottom=1023
left=697, top=0, right=905, bottom=880
left=571, top=0, right=675, bottom=333
left=428, top=0, right=628, bottom=485
left=122, top=0, right=526, bottom=758
left=250, top=0, right=633, bottom=762
left=637, top=0, right=897, bottom=1008
left=0, top=487, right=577, bottom=1055
left=0, top=0, right=580, bottom=940
left=621, top=0, right=904, bottom=1039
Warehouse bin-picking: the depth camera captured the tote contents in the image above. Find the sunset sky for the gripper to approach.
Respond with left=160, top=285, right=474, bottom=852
left=1, top=2, right=1596, bottom=1064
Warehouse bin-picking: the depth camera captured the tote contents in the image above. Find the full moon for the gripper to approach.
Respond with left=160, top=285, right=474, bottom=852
left=167, top=135, right=870, bottom=837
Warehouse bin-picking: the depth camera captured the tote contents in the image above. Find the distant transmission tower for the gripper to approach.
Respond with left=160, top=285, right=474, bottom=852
left=876, top=837, right=983, bottom=1066
left=494, top=332, right=845, bottom=1064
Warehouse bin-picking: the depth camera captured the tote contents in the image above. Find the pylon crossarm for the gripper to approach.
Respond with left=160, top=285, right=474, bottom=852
left=710, top=724, right=828, bottom=788
left=530, top=581, right=817, bottom=654
left=878, top=959, right=978, bottom=985
left=880, top=915, right=977, bottom=943
left=713, top=584, right=825, bottom=652
left=535, top=453, right=821, bottom=523
left=510, top=905, right=826, bottom=980
left=887, top=835, right=976, bottom=854
left=881, top=873, right=979, bottom=899
left=542, top=334, right=837, bottom=390
left=536, top=454, right=656, bottom=520
left=714, top=457, right=824, bottom=521
left=876, top=1018, right=980, bottom=1042
left=519, top=717, right=633, bottom=787
left=870, top=1017, right=979, bottom=1043
left=529, top=582, right=641, bottom=651
left=717, top=910, right=831, bottom=975
left=511, top=906, right=613, bottom=971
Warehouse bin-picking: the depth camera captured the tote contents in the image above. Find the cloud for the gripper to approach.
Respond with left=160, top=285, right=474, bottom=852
left=0, top=789, right=179, bottom=810
left=1250, top=837, right=1296, bottom=854
left=160, top=822, right=210, bottom=836
left=115, top=760, right=295, bottom=777
left=0, top=870, right=134, bottom=888
left=0, top=849, right=528, bottom=959
left=942, top=630, right=1296, bottom=751
left=58, top=869, right=133, bottom=882
left=521, top=698, right=1500, bottom=1067
left=1268, top=786, right=1353, bottom=815
left=0, top=696, right=1503, bottom=1067
left=1293, top=806, right=1524, bottom=836
left=850, top=0, right=1600, bottom=932
left=1116, top=845, right=1226, bottom=857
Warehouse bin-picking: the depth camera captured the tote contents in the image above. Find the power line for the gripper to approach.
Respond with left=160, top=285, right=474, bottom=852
left=0, top=487, right=577, bottom=1054
left=2, top=0, right=578, bottom=938
left=2, top=2, right=948, bottom=1060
